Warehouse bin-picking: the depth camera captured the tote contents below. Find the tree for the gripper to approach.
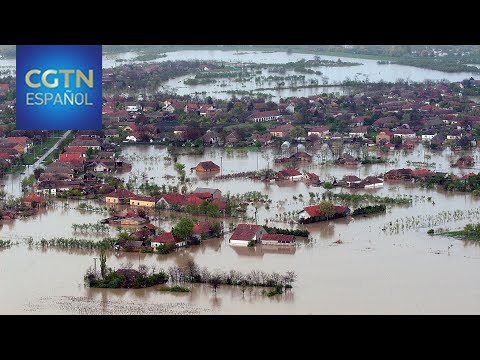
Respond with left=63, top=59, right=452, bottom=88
left=289, top=126, right=305, bottom=139
left=99, top=247, right=107, bottom=279
left=172, top=217, right=194, bottom=242
left=33, top=167, right=45, bottom=180
left=318, top=200, right=336, bottom=220
left=117, top=231, right=130, bottom=241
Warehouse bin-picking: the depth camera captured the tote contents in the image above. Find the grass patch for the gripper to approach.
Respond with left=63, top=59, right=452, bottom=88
left=22, top=134, right=64, bottom=165
left=159, top=285, right=190, bottom=292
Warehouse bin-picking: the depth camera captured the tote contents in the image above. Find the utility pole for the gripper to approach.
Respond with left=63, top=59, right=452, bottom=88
left=93, top=257, right=98, bottom=273
left=220, top=156, right=223, bottom=175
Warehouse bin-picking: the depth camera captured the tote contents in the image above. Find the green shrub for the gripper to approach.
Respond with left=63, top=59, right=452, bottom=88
left=159, top=286, right=190, bottom=292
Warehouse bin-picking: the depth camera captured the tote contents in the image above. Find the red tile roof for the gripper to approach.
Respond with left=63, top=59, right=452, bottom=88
left=462, top=173, right=477, bottom=180
left=6, top=137, right=29, bottom=144
left=196, top=161, right=220, bottom=171
left=343, top=175, right=361, bottom=182
left=106, top=189, right=136, bottom=199
left=277, top=169, right=302, bottom=177
left=0, top=84, right=10, bottom=92
left=193, top=223, right=210, bottom=235
left=131, top=195, right=156, bottom=202
left=261, top=234, right=295, bottom=242
left=394, top=129, right=415, bottom=135
left=211, top=199, right=226, bottom=210
left=160, top=193, right=187, bottom=205
left=59, top=153, right=83, bottom=162
left=302, top=205, right=348, bottom=217
left=230, top=224, right=263, bottom=241
left=151, top=232, right=179, bottom=244
left=252, top=110, right=281, bottom=118
left=308, top=126, right=329, bottom=132
left=22, top=194, right=46, bottom=203
left=412, top=169, right=434, bottom=177
left=64, top=146, right=88, bottom=154
left=186, top=195, right=203, bottom=206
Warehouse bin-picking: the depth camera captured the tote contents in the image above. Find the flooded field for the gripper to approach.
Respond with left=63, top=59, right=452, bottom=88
left=103, top=50, right=480, bottom=100
left=2, top=144, right=480, bottom=314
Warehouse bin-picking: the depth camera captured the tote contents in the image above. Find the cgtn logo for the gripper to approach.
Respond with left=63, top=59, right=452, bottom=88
left=16, top=45, right=102, bottom=130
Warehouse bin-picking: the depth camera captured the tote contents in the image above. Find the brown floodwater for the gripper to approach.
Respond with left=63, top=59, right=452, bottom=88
left=2, top=144, right=480, bottom=314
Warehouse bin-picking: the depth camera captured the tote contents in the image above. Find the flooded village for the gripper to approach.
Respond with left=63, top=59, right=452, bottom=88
left=2, top=46, right=480, bottom=314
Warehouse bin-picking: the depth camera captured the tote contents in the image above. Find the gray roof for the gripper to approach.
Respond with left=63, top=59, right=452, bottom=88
left=193, top=187, right=221, bottom=194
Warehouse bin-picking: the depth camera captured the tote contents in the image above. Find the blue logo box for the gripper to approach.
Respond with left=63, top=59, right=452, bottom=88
left=16, top=45, right=102, bottom=130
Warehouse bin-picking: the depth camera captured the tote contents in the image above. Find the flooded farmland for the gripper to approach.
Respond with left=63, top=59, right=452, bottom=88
left=2, top=144, right=480, bottom=314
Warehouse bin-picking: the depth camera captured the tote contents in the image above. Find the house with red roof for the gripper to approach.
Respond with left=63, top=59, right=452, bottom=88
left=156, top=193, right=187, bottom=208
left=361, top=176, right=384, bottom=189
left=298, top=205, right=350, bottom=224
left=304, top=172, right=320, bottom=183
left=384, top=168, right=413, bottom=180
left=270, top=124, right=293, bottom=138
left=59, top=153, right=85, bottom=163
left=195, top=161, right=220, bottom=172
left=64, top=146, right=88, bottom=156
left=411, top=169, right=436, bottom=178
left=393, top=129, right=416, bottom=139
left=250, top=110, right=281, bottom=123
left=342, top=175, right=362, bottom=187
left=276, top=169, right=303, bottom=181
left=129, top=195, right=161, bottom=208
left=105, top=189, right=136, bottom=204
left=261, top=234, right=296, bottom=246
left=307, top=126, right=329, bottom=138
left=193, top=223, right=211, bottom=240
left=151, top=232, right=186, bottom=248
left=456, top=156, right=474, bottom=168
left=184, top=103, right=199, bottom=114
left=21, top=194, right=46, bottom=208
left=229, top=224, right=267, bottom=246
left=349, top=126, right=368, bottom=138
left=376, top=129, right=394, bottom=144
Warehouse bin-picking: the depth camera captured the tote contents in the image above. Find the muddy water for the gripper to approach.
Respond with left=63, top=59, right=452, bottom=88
left=2, top=145, right=480, bottom=314
left=102, top=50, right=479, bottom=100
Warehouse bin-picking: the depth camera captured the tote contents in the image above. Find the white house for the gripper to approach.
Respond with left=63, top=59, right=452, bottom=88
left=393, top=129, right=416, bottom=139
left=307, top=126, right=329, bottom=137
left=151, top=232, right=186, bottom=248
left=421, top=133, right=437, bottom=141
left=349, top=126, right=368, bottom=138
left=342, top=175, right=362, bottom=187
left=361, top=176, right=384, bottom=189
left=125, top=135, right=137, bottom=142
left=125, top=103, right=140, bottom=112
left=250, top=110, right=281, bottom=122
left=229, top=224, right=267, bottom=246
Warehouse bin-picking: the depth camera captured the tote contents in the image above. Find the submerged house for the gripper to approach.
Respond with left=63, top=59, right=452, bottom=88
left=195, top=161, right=220, bottom=172
left=384, top=168, right=413, bottom=181
left=105, top=189, right=136, bottom=204
left=151, top=232, right=187, bottom=248
left=276, top=169, right=303, bottom=181
left=456, top=156, right=475, bottom=168
left=260, top=234, right=296, bottom=246
left=229, top=224, right=267, bottom=246
left=335, top=153, right=359, bottom=165
left=361, top=176, right=384, bottom=189
left=298, top=205, right=350, bottom=224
